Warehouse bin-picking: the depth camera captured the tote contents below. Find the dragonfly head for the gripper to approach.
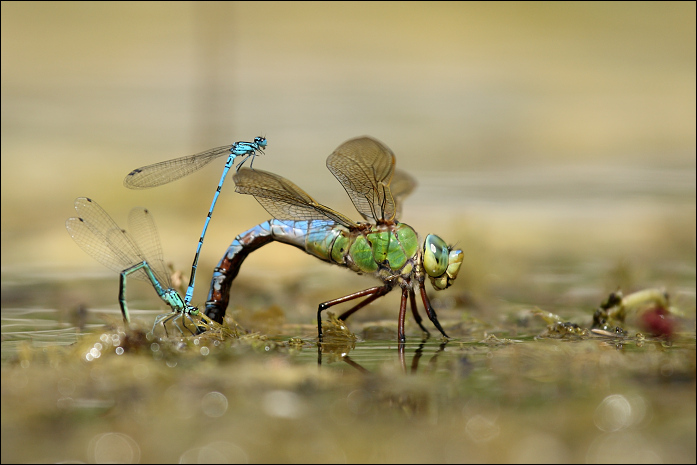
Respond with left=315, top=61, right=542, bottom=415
left=422, top=234, right=463, bottom=290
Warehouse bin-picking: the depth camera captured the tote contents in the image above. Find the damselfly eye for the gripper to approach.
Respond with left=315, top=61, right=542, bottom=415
left=423, top=234, right=449, bottom=278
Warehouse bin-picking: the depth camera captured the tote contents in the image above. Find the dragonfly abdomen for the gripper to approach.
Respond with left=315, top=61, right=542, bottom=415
left=205, top=220, right=423, bottom=323
left=205, top=219, right=334, bottom=322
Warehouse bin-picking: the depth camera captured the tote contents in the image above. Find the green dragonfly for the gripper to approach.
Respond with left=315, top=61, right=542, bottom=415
left=205, top=136, right=463, bottom=342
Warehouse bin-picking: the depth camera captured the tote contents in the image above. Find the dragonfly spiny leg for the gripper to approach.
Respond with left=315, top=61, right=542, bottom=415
left=398, top=287, right=409, bottom=342
left=418, top=283, right=449, bottom=339
left=335, top=285, right=392, bottom=322
left=409, top=288, right=430, bottom=336
left=317, top=284, right=393, bottom=341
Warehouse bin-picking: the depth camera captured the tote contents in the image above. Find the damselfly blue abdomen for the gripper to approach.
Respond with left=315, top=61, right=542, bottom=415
left=123, top=137, right=267, bottom=306
left=66, top=197, right=211, bottom=336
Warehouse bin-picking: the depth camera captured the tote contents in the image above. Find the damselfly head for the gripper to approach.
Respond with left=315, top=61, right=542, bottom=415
left=254, top=136, right=268, bottom=148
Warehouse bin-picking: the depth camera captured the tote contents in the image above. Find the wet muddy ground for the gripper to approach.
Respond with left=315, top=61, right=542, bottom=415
left=2, top=260, right=695, bottom=463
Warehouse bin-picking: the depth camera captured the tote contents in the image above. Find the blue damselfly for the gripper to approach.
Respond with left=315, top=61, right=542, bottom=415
left=123, top=137, right=267, bottom=305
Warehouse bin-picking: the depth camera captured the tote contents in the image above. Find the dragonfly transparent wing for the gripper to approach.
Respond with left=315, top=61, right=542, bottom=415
left=66, top=197, right=150, bottom=282
left=326, top=136, right=397, bottom=223
left=390, top=169, right=417, bottom=220
left=233, top=168, right=358, bottom=229
left=124, top=145, right=234, bottom=189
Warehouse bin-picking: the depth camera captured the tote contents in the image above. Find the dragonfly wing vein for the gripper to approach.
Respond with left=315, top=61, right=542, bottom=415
left=326, top=136, right=397, bottom=222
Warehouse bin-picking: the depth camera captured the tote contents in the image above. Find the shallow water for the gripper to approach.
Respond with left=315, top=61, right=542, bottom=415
left=2, top=261, right=695, bottom=463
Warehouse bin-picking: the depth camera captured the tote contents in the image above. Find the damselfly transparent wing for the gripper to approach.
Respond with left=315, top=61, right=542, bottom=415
left=66, top=198, right=175, bottom=287
left=123, top=145, right=235, bottom=189
left=233, top=168, right=358, bottom=229
left=66, top=198, right=150, bottom=282
left=127, top=207, right=172, bottom=289
left=326, top=136, right=397, bottom=223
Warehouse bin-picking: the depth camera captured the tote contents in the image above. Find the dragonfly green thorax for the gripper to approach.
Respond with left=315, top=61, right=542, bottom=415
left=205, top=136, right=463, bottom=343
left=303, top=220, right=463, bottom=294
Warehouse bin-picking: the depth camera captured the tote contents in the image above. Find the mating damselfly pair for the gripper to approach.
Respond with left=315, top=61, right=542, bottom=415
left=66, top=137, right=266, bottom=336
left=67, top=136, right=463, bottom=342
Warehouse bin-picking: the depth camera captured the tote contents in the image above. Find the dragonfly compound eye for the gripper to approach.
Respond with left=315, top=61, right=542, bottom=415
left=423, top=234, right=449, bottom=278
left=424, top=236, right=463, bottom=290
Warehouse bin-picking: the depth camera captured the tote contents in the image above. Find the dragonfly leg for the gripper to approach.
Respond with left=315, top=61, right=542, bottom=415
left=419, top=283, right=450, bottom=339
left=409, top=288, right=431, bottom=336
left=398, top=287, right=409, bottom=343
left=336, top=285, right=392, bottom=321
left=317, top=284, right=392, bottom=341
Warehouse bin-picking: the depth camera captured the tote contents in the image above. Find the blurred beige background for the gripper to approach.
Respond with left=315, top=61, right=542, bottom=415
left=2, top=2, right=695, bottom=308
